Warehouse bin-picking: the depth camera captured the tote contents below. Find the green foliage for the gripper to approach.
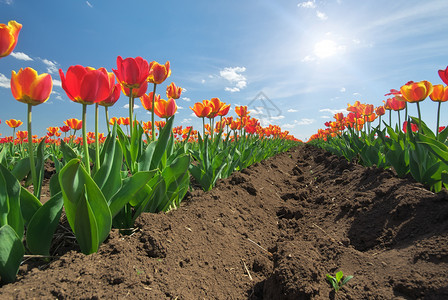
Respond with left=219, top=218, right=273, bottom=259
left=326, top=270, right=353, bottom=293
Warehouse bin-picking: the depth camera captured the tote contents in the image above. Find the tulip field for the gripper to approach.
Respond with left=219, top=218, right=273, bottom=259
left=1, top=19, right=448, bottom=299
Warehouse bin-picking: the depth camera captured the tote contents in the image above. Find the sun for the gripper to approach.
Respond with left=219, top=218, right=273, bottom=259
left=314, top=39, right=345, bottom=59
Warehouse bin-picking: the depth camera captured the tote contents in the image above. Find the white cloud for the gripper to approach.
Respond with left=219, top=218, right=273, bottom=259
left=271, top=115, right=285, bottom=120
left=340, top=87, right=346, bottom=92
left=182, top=97, right=191, bottom=102
left=41, top=59, right=59, bottom=74
left=319, top=108, right=347, bottom=114
left=301, top=55, right=315, bottom=63
left=181, top=118, right=192, bottom=124
left=123, top=104, right=140, bottom=109
left=287, top=109, right=298, bottom=113
left=297, top=1, right=315, bottom=8
left=182, top=88, right=187, bottom=93
left=86, top=1, right=93, bottom=8
left=296, top=118, right=315, bottom=125
left=2, top=0, right=13, bottom=5
left=52, top=79, right=62, bottom=87
left=177, top=105, right=184, bottom=110
left=0, top=73, right=10, bottom=88
left=220, top=66, right=247, bottom=92
left=201, top=79, right=206, bottom=84
left=314, top=40, right=346, bottom=58
left=51, top=91, right=63, bottom=101
left=10, top=52, right=33, bottom=61
left=353, top=92, right=362, bottom=97
left=316, top=11, right=328, bottom=20
left=321, top=115, right=330, bottom=119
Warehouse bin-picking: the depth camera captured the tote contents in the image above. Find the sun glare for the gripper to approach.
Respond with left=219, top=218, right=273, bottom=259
left=314, top=39, right=344, bottom=59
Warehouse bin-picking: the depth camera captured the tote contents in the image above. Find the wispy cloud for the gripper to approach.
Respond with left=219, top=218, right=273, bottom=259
left=283, top=118, right=315, bottom=128
left=10, top=52, right=33, bottom=61
left=319, top=108, right=347, bottom=115
left=316, top=11, right=327, bottom=21
left=86, top=1, right=93, bottom=8
left=297, top=1, right=315, bottom=9
left=1, top=0, right=13, bottom=5
left=52, top=79, right=62, bottom=87
left=51, top=91, right=63, bottom=101
left=123, top=104, right=140, bottom=109
left=0, top=73, right=10, bottom=88
left=41, top=59, right=59, bottom=74
left=340, top=87, right=346, bottom=92
left=220, top=66, right=247, bottom=92
left=181, top=118, right=192, bottom=124
left=181, top=97, right=191, bottom=102
left=287, top=109, right=298, bottom=113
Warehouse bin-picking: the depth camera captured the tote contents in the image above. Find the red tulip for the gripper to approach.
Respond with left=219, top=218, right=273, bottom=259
left=235, top=106, right=249, bottom=118
left=438, top=66, right=448, bottom=86
left=113, top=56, right=150, bottom=89
left=11, top=67, right=53, bottom=106
left=403, top=121, right=418, bottom=133
left=154, top=98, right=177, bottom=118
left=148, top=61, right=171, bottom=84
left=190, top=102, right=212, bottom=118
left=121, top=81, right=148, bottom=98
left=0, top=20, right=22, bottom=58
left=59, top=65, right=114, bottom=105
left=98, top=83, right=121, bottom=107
left=64, top=118, right=82, bottom=130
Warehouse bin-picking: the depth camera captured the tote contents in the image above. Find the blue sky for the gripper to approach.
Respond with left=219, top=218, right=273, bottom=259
left=1, top=0, right=448, bottom=141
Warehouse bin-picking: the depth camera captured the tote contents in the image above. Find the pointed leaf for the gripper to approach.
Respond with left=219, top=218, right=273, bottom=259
left=0, top=225, right=24, bottom=283
left=19, top=187, right=42, bottom=226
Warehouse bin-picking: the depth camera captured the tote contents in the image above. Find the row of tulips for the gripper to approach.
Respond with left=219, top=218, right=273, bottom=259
left=308, top=66, right=448, bottom=193
left=0, top=20, right=299, bottom=283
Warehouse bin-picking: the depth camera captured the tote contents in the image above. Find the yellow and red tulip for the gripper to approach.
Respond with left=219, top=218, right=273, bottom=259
left=400, top=80, right=433, bottom=103
left=5, top=119, right=23, bottom=128
left=235, top=106, right=249, bottom=118
left=154, top=98, right=177, bottom=119
left=429, top=84, right=448, bottom=102
left=0, top=20, right=22, bottom=58
left=11, top=68, right=53, bottom=106
left=148, top=61, right=171, bottom=84
left=166, top=82, right=182, bottom=99
left=140, top=91, right=160, bottom=112
left=64, top=118, right=82, bottom=130
left=191, top=102, right=212, bottom=118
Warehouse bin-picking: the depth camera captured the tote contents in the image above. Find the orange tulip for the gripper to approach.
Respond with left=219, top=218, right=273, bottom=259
left=375, top=106, right=386, bottom=116
left=148, top=61, right=171, bottom=84
left=109, top=117, right=118, bottom=125
left=154, top=98, right=177, bottom=119
left=0, top=20, right=22, bottom=58
left=190, top=102, right=212, bottom=118
left=334, top=112, right=344, bottom=122
left=16, top=130, right=28, bottom=141
left=217, top=104, right=231, bottom=117
left=11, top=68, right=53, bottom=106
left=140, top=91, right=160, bottom=112
left=64, top=118, right=82, bottom=130
left=113, top=56, right=150, bottom=89
left=59, top=65, right=114, bottom=105
left=429, top=84, right=448, bottom=102
left=235, top=106, right=249, bottom=118
left=47, top=127, right=60, bottom=136
left=166, top=82, right=182, bottom=99
left=389, top=97, right=406, bottom=111
left=6, top=119, right=23, bottom=128
left=400, top=80, right=433, bottom=103
left=117, top=117, right=130, bottom=126
left=347, top=101, right=362, bottom=114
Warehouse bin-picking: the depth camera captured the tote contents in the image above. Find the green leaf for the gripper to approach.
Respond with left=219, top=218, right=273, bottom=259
left=108, top=171, right=156, bottom=217
left=58, top=159, right=112, bottom=253
left=93, top=125, right=123, bottom=201
left=26, top=192, right=63, bottom=255
left=74, top=191, right=99, bottom=254
left=19, top=187, right=42, bottom=226
left=0, top=224, right=24, bottom=283
left=0, top=164, right=23, bottom=239
left=11, top=157, right=30, bottom=181
left=60, top=140, right=78, bottom=164
left=137, top=141, right=156, bottom=171
left=150, top=116, right=174, bottom=170
left=342, top=275, right=353, bottom=286
left=34, top=139, right=46, bottom=199
left=335, top=271, right=344, bottom=283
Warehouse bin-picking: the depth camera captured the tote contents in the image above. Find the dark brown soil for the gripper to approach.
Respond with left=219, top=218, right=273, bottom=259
left=1, top=144, right=448, bottom=299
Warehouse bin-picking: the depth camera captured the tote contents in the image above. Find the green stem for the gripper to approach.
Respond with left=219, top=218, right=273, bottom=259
left=105, top=106, right=111, bottom=134
left=388, top=111, right=391, bottom=127
left=82, top=104, right=90, bottom=175
left=27, top=104, right=38, bottom=197
left=378, top=115, right=381, bottom=131
left=94, top=103, right=100, bottom=174
left=151, top=83, right=157, bottom=142
left=436, top=102, right=441, bottom=138
left=202, top=117, right=205, bottom=139
left=397, top=111, right=401, bottom=132
left=129, top=88, right=134, bottom=138
left=416, top=102, right=422, bottom=133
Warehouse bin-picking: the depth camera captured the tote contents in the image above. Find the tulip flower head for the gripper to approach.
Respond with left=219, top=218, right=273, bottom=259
left=113, top=56, right=150, bottom=89
left=11, top=68, right=53, bottom=106
left=148, top=61, right=171, bottom=84
left=191, top=102, right=212, bottom=118
left=429, top=84, right=448, bottom=103
left=98, top=83, right=121, bottom=107
left=59, top=65, right=115, bottom=105
left=400, top=81, right=433, bottom=103
left=140, top=91, right=161, bottom=112
left=166, top=82, right=182, bottom=99
left=64, top=118, right=82, bottom=131
left=154, top=98, right=177, bottom=119
left=6, top=119, right=23, bottom=128
left=235, top=106, right=249, bottom=118
left=0, top=20, right=22, bottom=58
left=438, top=66, right=448, bottom=86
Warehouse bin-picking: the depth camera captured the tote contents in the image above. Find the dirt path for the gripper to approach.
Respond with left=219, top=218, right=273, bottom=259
left=1, top=144, right=447, bottom=299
